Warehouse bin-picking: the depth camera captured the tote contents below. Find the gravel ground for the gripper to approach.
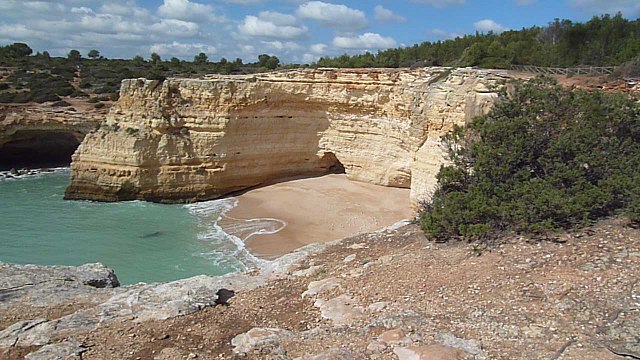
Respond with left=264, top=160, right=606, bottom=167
left=3, top=217, right=639, bottom=359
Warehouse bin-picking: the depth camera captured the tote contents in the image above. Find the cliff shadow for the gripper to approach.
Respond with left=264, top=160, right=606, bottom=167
left=222, top=96, right=344, bottom=195
left=225, top=151, right=345, bottom=198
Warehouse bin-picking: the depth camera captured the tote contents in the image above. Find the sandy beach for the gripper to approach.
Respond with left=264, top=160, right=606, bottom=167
left=219, top=174, right=414, bottom=259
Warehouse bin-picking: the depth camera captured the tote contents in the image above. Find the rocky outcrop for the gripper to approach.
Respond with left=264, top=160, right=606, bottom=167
left=0, top=243, right=323, bottom=357
left=0, top=262, right=119, bottom=311
left=3, top=218, right=639, bottom=359
left=0, top=104, right=105, bottom=169
left=65, top=68, right=511, bottom=205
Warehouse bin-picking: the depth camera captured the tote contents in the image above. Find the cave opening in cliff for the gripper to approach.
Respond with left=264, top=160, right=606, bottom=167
left=321, top=152, right=345, bottom=175
left=0, top=130, right=81, bottom=170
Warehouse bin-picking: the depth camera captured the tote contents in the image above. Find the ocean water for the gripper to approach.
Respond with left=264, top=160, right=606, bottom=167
left=0, top=169, right=260, bottom=285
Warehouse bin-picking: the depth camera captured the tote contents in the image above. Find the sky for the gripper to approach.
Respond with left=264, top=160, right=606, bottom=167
left=1, top=0, right=639, bottom=64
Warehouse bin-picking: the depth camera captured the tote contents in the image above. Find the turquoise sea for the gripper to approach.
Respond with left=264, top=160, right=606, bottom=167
left=0, top=169, right=259, bottom=285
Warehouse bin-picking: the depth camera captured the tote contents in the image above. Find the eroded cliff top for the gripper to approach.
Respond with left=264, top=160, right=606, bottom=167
left=124, top=67, right=516, bottom=87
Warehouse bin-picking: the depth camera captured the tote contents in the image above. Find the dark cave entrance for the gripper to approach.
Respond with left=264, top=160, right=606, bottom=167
left=320, top=152, right=346, bottom=175
left=0, top=130, right=82, bottom=170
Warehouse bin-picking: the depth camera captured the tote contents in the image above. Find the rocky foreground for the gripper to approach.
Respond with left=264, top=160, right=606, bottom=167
left=1, top=218, right=638, bottom=359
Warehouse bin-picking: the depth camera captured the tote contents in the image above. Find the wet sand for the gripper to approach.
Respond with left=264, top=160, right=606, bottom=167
left=219, top=174, right=414, bottom=259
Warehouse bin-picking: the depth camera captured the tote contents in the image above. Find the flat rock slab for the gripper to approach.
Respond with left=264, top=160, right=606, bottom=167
left=24, top=340, right=86, bottom=360
left=295, top=348, right=356, bottom=359
left=303, top=277, right=341, bottom=298
left=436, top=332, right=484, bottom=357
left=380, top=328, right=411, bottom=345
left=0, top=250, right=310, bottom=358
left=314, top=295, right=364, bottom=326
left=0, top=262, right=119, bottom=309
left=232, top=327, right=292, bottom=355
left=292, top=265, right=324, bottom=278
left=0, top=274, right=245, bottom=348
left=394, top=345, right=466, bottom=360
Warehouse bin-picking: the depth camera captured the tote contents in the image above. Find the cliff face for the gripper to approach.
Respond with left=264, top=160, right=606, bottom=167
left=0, top=104, right=105, bottom=169
left=65, top=68, right=511, bottom=205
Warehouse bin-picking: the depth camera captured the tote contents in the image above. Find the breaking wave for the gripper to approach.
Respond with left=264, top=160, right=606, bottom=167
left=184, top=198, right=286, bottom=271
left=0, top=167, right=70, bottom=181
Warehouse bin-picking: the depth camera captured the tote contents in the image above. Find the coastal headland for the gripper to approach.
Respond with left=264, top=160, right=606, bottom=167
left=63, top=68, right=510, bottom=207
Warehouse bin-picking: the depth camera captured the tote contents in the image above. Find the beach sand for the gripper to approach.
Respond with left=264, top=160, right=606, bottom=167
left=219, top=174, right=414, bottom=259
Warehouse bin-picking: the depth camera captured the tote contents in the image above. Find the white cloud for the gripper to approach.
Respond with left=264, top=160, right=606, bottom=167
left=257, top=11, right=298, bottom=26
left=332, top=32, right=397, bottom=49
left=0, top=0, right=68, bottom=20
left=0, top=24, right=48, bottom=42
left=261, top=40, right=302, bottom=51
left=568, top=0, right=640, bottom=15
left=150, top=19, right=201, bottom=38
left=157, top=0, right=223, bottom=23
left=217, top=0, right=263, bottom=3
left=409, top=0, right=465, bottom=8
left=100, top=3, right=151, bottom=19
left=150, top=41, right=216, bottom=57
left=515, top=0, right=537, bottom=5
left=374, top=5, right=407, bottom=23
left=302, top=53, right=321, bottom=63
left=310, top=43, right=328, bottom=55
left=296, top=1, right=368, bottom=30
left=238, top=15, right=308, bottom=39
left=0, top=0, right=222, bottom=59
left=473, top=19, right=507, bottom=33
left=430, top=29, right=462, bottom=40
left=71, top=7, right=93, bottom=15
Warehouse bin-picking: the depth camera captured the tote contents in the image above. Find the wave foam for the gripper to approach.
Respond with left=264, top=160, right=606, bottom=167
left=0, top=167, right=70, bottom=181
left=184, top=198, right=275, bottom=271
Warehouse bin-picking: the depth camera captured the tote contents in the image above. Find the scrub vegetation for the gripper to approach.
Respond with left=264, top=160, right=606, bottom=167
left=420, top=77, right=640, bottom=242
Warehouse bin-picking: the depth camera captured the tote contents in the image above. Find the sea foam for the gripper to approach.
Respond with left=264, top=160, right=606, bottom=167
left=184, top=198, right=283, bottom=271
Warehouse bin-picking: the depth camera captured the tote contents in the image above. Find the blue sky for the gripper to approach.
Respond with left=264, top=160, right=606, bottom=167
left=1, top=0, right=639, bottom=63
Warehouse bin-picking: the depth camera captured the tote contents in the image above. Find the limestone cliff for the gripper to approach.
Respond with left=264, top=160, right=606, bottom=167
left=65, top=68, right=511, bottom=205
left=0, top=104, right=105, bottom=169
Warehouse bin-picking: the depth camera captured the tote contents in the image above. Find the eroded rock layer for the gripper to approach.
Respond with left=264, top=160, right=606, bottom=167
left=0, top=105, right=105, bottom=169
left=65, top=68, right=511, bottom=205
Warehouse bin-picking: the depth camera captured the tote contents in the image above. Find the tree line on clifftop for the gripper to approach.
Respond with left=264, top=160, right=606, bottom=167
left=1, top=13, right=639, bottom=106
left=420, top=76, right=640, bottom=243
left=0, top=44, right=282, bottom=105
left=315, top=13, right=640, bottom=69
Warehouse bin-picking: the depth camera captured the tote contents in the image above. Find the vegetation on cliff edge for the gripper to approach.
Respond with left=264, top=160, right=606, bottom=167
left=0, top=44, right=284, bottom=104
left=420, top=76, right=640, bottom=242
left=315, top=13, right=640, bottom=69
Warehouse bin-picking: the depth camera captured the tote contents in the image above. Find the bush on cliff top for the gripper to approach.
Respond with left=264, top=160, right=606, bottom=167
left=420, top=76, right=640, bottom=242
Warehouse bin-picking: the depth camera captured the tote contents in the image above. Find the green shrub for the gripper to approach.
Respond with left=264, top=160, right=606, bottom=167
left=51, top=100, right=70, bottom=107
left=71, top=90, right=88, bottom=98
left=52, top=86, right=73, bottom=97
left=32, top=93, right=61, bottom=103
left=94, top=86, right=117, bottom=94
left=0, top=92, right=14, bottom=103
left=50, top=66, right=75, bottom=79
left=420, top=76, right=640, bottom=242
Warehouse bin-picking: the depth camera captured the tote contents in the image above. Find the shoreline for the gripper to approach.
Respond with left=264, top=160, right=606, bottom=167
left=0, top=166, right=70, bottom=181
left=0, top=170, right=412, bottom=280
left=218, top=174, right=414, bottom=260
